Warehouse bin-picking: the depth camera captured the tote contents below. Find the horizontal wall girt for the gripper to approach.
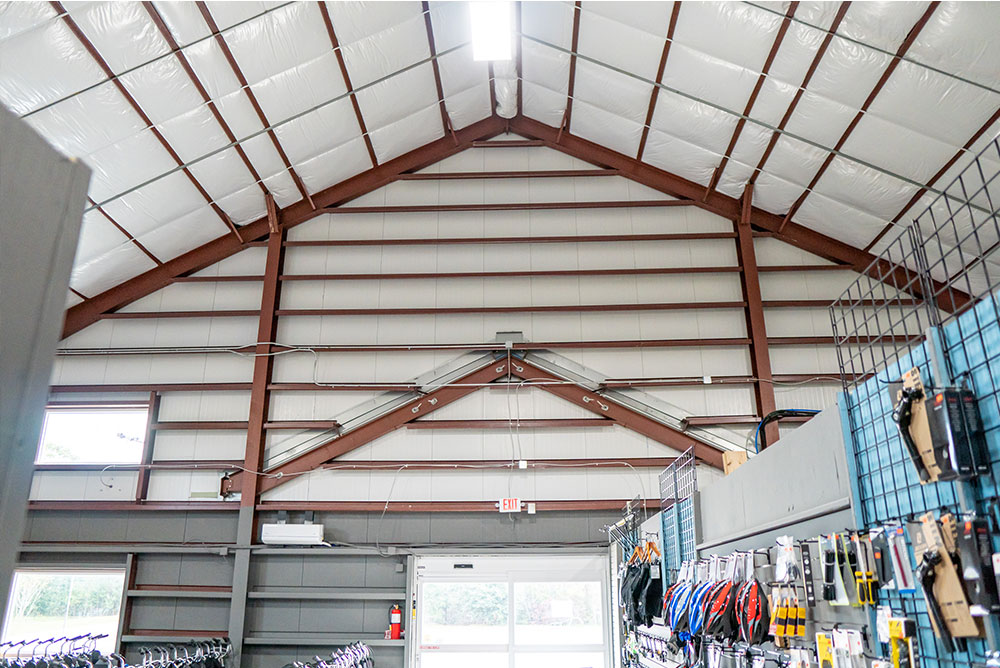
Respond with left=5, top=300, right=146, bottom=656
left=322, top=199, right=691, bottom=214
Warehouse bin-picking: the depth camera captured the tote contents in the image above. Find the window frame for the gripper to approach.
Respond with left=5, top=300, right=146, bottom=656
left=1, top=567, right=127, bottom=655
left=35, top=401, right=152, bottom=466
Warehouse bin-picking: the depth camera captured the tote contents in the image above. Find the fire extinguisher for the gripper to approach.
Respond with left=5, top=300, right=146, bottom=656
left=389, top=604, right=402, bottom=639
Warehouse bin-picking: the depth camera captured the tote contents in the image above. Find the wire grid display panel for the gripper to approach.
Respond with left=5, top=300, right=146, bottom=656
left=659, top=448, right=697, bottom=575
left=829, top=137, right=1000, bottom=668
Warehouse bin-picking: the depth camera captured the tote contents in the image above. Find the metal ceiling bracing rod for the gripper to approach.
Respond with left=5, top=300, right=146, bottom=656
left=637, top=1, right=682, bottom=161
left=61, top=115, right=507, bottom=338
left=196, top=1, right=314, bottom=208
left=317, top=1, right=379, bottom=168
left=778, top=2, right=941, bottom=232
left=508, top=114, right=971, bottom=313
left=48, top=0, right=245, bottom=244
left=519, top=33, right=974, bottom=212
left=746, top=2, right=850, bottom=189
left=704, top=2, right=799, bottom=199
left=79, top=38, right=471, bottom=216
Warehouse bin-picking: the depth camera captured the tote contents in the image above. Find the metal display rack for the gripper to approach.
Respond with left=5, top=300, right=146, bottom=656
left=660, top=448, right=698, bottom=576
left=830, top=134, right=1000, bottom=668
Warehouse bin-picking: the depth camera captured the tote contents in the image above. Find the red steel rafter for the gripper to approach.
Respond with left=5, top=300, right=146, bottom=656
left=61, top=115, right=507, bottom=338
left=637, top=2, right=681, bottom=161
left=778, top=2, right=940, bottom=231
left=508, top=115, right=969, bottom=312
left=421, top=1, right=454, bottom=140
left=748, top=2, right=850, bottom=187
left=89, top=197, right=163, bottom=266
left=143, top=2, right=267, bottom=196
left=51, top=1, right=243, bottom=243
left=234, top=360, right=512, bottom=496
left=704, top=2, right=798, bottom=198
left=510, top=359, right=726, bottom=469
left=559, top=1, right=582, bottom=138
left=318, top=2, right=379, bottom=167
left=196, top=2, right=315, bottom=207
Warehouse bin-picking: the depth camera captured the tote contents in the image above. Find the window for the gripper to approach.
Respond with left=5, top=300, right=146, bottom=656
left=2, top=570, right=126, bottom=654
left=414, top=556, right=609, bottom=668
left=37, top=405, right=149, bottom=464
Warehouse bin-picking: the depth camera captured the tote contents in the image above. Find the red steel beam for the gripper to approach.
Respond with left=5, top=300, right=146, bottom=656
left=735, top=184, right=779, bottom=447
left=508, top=115, right=968, bottom=312
left=50, top=1, right=242, bottom=242
left=515, top=1, right=523, bottom=117
left=153, top=421, right=249, bottom=430
left=397, top=169, right=619, bottom=180
left=170, top=264, right=848, bottom=283
left=748, top=2, right=850, bottom=187
left=778, top=3, right=940, bottom=231
left=197, top=2, right=314, bottom=206
left=284, top=231, right=736, bottom=246
left=405, top=418, right=613, bottom=429
left=100, top=302, right=745, bottom=320
left=280, top=266, right=743, bottom=280
left=256, top=499, right=655, bottom=512
left=560, top=1, right=582, bottom=138
left=421, top=1, right=453, bottom=139
left=320, top=457, right=677, bottom=470
left=69, top=287, right=89, bottom=300
left=865, top=104, right=1000, bottom=251
left=61, top=115, right=507, bottom=338
left=637, top=1, right=681, bottom=161
left=511, top=359, right=726, bottom=469
left=318, top=2, right=379, bottom=167
left=28, top=501, right=237, bottom=511
left=238, top=229, right=285, bottom=515
left=227, top=360, right=512, bottom=496
left=90, top=197, right=163, bottom=266
left=471, top=139, right=544, bottom=148
left=704, top=2, right=798, bottom=198
left=35, top=461, right=243, bottom=472
left=143, top=2, right=267, bottom=196
left=50, top=383, right=253, bottom=393
left=322, top=199, right=693, bottom=213
left=134, top=391, right=160, bottom=503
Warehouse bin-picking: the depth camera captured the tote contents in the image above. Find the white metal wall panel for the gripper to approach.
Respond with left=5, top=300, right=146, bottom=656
left=30, top=470, right=138, bottom=502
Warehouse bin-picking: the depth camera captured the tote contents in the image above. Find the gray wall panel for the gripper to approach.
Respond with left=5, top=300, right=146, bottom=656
left=247, top=600, right=301, bottom=633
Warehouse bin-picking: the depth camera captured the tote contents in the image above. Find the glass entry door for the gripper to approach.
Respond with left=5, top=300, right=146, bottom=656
left=412, top=554, right=610, bottom=668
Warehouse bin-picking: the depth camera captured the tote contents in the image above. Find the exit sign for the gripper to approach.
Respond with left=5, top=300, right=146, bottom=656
left=499, top=498, right=521, bottom=512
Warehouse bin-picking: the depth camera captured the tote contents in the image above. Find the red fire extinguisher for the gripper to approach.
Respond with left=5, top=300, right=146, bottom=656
left=389, top=604, right=402, bottom=639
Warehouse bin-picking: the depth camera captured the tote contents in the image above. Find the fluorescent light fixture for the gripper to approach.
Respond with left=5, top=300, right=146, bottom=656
left=470, top=1, right=512, bottom=61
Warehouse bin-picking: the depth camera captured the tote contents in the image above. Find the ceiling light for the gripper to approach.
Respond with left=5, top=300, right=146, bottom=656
left=470, top=1, right=512, bottom=61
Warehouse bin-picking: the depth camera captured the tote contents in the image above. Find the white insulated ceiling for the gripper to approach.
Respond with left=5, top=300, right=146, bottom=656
left=1, top=1, right=998, bottom=307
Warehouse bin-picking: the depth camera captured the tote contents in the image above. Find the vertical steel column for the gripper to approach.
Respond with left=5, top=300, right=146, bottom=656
left=735, top=184, right=780, bottom=448
left=115, top=554, right=137, bottom=652
left=228, top=228, right=285, bottom=665
left=134, top=392, right=160, bottom=502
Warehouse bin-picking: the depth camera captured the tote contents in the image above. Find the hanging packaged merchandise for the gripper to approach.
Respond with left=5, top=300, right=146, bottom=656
left=869, top=527, right=894, bottom=590
left=816, top=632, right=834, bottom=668
left=819, top=534, right=851, bottom=605
left=775, top=535, right=798, bottom=582
left=888, top=616, right=918, bottom=668
left=839, top=534, right=862, bottom=607
left=958, top=516, right=1000, bottom=616
left=832, top=628, right=865, bottom=668
left=850, top=532, right=879, bottom=606
left=891, top=368, right=988, bottom=483
left=799, top=541, right=816, bottom=607
left=909, top=513, right=981, bottom=648
left=887, top=525, right=916, bottom=593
